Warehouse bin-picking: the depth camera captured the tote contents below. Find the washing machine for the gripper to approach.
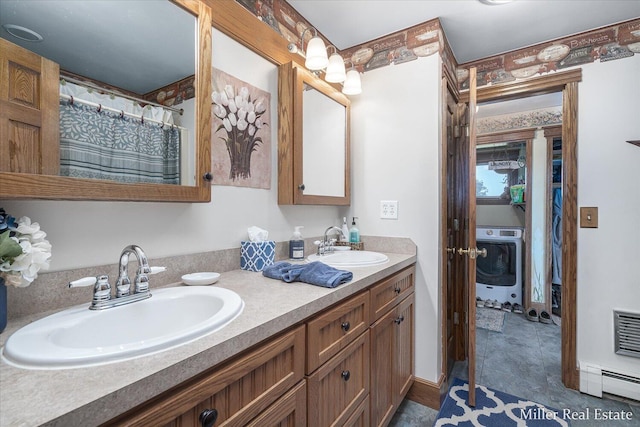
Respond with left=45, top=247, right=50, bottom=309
left=475, top=226, right=523, bottom=306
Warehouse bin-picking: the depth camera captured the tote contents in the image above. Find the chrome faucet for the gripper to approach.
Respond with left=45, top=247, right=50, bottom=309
left=115, top=245, right=151, bottom=297
left=69, top=245, right=164, bottom=310
left=317, top=226, right=346, bottom=255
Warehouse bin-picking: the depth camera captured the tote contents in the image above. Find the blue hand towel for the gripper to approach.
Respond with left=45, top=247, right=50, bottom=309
left=298, top=261, right=353, bottom=288
left=262, top=261, right=353, bottom=288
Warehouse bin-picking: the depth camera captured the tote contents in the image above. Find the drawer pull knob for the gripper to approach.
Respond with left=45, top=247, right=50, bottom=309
left=199, top=408, right=218, bottom=427
left=394, top=315, right=405, bottom=325
left=341, top=370, right=351, bottom=381
left=341, top=321, right=351, bottom=332
left=394, top=287, right=401, bottom=294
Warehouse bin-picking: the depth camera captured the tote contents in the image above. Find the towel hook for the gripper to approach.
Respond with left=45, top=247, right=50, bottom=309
left=69, top=95, right=74, bottom=105
left=119, top=110, right=125, bottom=119
left=97, top=104, right=102, bottom=113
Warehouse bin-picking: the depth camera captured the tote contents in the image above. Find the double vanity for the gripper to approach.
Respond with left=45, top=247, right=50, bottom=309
left=0, top=241, right=416, bottom=426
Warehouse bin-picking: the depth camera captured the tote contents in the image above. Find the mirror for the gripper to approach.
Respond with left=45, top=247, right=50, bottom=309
left=302, top=83, right=347, bottom=197
left=0, top=0, right=211, bottom=202
left=278, top=62, right=350, bottom=205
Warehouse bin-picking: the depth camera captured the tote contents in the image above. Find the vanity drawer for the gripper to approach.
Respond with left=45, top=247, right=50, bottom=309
left=369, top=266, right=415, bottom=322
left=306, top=291, right=369, bottom=374
left=307, top=331, right=370, bottom=427
left=109, top=325, right=305, bottom=427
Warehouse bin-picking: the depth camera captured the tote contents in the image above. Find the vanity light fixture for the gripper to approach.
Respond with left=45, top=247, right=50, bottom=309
left=325, top=45, right=346, bottom=83
left=302, top=27, right=329, bottom=71
left=342, top=64, right=362, bottom=95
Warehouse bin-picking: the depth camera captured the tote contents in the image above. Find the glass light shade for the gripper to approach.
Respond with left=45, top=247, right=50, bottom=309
left=342, top=69, right=362, bottom=95
left=325, top=53, right=346, bottom=83
left=305, top=36, right=329, bottom=70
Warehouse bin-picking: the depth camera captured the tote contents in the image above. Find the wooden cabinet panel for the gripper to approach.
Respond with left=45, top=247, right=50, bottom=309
left=245, top=381, right=307, bottom=427
left=0, top=38, right=59, bottom=175
left=370, top=293, right=415, bottom=427
left=370, top=266, right=415, bottom=322
left=107, top=325, right=305, bottom=427
left=306, top=291, right=369, bottom=374
left=307, top=331, right=370, bottom=427
left=342, top=396, right=370, bottom=427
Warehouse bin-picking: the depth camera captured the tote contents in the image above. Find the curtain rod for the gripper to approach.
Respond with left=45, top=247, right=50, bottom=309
left=60, top=74, right=184, bottom=115
left=60, top=94, right=188, bottom=131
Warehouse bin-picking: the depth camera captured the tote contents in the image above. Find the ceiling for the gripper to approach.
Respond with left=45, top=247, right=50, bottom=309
left=0, top=1, right=195, bottom=94
left=288, top=0, right=640, bottom=64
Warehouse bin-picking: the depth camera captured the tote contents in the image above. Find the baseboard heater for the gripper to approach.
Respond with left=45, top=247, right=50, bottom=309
left=579, top=310, right=640, bottom=401
left=580, top=363, right=640, bottom=401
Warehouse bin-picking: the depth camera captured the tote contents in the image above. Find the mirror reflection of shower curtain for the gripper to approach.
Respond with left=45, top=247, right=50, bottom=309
left=59, top=102, right=180, bottom=184
left=552, top=188, right=562, bottom=284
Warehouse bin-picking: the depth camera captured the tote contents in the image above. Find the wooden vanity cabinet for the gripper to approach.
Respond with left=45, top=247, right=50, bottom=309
left=105, top=325, right=305, bottom=427
left=369, top=266, right=415, bottom=427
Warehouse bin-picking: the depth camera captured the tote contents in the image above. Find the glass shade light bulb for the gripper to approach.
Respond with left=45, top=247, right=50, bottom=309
left=305, top=36, right=329, bottom=70
left=342, top=68, right=362, bottom=95
left=325, top=52, right=346, bottom=83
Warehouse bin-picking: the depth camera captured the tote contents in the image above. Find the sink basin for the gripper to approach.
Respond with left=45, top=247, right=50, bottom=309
left=1, top=286, right=244, bottom=370
left=307, top=250, right=389, bottom=268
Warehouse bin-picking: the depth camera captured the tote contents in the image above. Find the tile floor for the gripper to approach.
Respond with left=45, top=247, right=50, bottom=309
left=388, top=311, right=640, bottom=426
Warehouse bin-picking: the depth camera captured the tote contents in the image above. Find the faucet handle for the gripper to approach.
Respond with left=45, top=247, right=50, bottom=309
left=69, top=275, right=111, bottom=303
left=148, top=266, right=166, bottom=275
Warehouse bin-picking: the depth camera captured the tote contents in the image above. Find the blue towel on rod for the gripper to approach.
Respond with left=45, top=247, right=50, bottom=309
left=262, top=261, right=353, bottom=288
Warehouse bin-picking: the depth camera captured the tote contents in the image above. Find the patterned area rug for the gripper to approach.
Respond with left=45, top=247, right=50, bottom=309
left=476, top=307, right=505, bottom=333
left=435, top=378, right=571, bottom=426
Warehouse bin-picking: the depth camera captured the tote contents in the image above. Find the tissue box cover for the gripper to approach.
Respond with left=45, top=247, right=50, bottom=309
left=241, top=241, right=276, bottom=271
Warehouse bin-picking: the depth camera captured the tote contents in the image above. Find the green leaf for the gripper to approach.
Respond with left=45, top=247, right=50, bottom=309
left=0, top=231, right=22, bottom=259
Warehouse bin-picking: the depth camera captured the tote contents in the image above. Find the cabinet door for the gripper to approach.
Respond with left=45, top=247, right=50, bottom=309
left=307, top=291, right=369, bottom=374
left=0, top=38, right=59, bottom=175
left=109, top=325, right=305, bottom=427
left=307, top=331, right=370, bottom=427
left=342, top=396, right=370, bottom=427
left=370, top=293, right=415, bottom=427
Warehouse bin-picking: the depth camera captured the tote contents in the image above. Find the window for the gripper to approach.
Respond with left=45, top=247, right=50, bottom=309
left=476, top=143, right=525, bottom=205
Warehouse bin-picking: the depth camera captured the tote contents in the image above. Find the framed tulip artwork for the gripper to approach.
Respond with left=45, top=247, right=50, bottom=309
left=211, top=68, right=271, bottom=189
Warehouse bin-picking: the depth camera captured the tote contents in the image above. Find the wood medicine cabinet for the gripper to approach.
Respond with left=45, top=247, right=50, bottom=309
left=278, top=62, right=351, bottom=205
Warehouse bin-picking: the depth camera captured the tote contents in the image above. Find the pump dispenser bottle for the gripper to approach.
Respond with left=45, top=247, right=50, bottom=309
left=289, top=226, right=304, bottom=260
left=349, top=217, right=360, bottom=243
left=341, top=217, right=350, bottom=242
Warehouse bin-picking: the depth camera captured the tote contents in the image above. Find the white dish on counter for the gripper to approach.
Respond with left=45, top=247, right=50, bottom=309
left=182, top=272, right=221, bottom=286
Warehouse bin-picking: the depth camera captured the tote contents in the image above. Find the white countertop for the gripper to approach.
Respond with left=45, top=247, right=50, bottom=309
left=0, top=251, right=415, bottom=426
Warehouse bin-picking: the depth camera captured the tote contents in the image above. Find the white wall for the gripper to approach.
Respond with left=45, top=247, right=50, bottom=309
left=476, top=205, right=525, bottom=227
left=351, top=55, right=442, bottom=382
left=576, top=55, right=640, bottom=376
left=530, top=129, right=548, bottom=303
left=2, top=29, right=345, bottom=272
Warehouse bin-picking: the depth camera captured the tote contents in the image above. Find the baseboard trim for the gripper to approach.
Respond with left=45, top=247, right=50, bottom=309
left=406, top=374, right=446, bottom=410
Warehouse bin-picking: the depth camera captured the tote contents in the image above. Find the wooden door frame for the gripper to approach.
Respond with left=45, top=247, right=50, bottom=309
left=441, top=69, right=581, bottom=390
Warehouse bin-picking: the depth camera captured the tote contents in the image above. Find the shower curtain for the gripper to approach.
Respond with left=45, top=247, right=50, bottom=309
left=59, top=101, right=180, bottom=184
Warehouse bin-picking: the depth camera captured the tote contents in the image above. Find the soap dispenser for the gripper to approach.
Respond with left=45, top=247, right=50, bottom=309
left=289, top=226, right=305, bottom=260
left=341, top=217, right=350, bottom=242
left=349, top=217, right=360, bottom=243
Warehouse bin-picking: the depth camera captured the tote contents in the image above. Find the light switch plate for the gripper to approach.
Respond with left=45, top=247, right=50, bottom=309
left=580, top=207, right=598, bottom=228
left=380, top=200, right=398, bottom=219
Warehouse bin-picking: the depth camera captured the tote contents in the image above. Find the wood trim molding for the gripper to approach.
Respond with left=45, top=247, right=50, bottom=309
left=477, top=129, right=536, bottom=145
left=460, top=69, right=582, bottom=103
left=406, top=375, right=446, bottom=410
left=561, top=81, right=579, bottom=390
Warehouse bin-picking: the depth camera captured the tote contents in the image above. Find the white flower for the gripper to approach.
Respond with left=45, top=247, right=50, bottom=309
left=246, top=102, right=255, bottom=113
left=255, top=99, right=266, bottom=113
left=237, top=118, right=248, bottom=131
left=237, top=108, right=247, bottom=121
left=239, top=87, right=249, bottom=101
left=248, top=124, right=256, bottom=136
left=219, top=91, right=229, bottom=106
left=0, top=215, right=51, bottom=287
left=255, top=117, right=264, bottom=129
left=213, top=104, right=226, bottom=119
left=211, top=91, right=221, bottom=104
left=247, top=111, right=256, bottom=124
left=228, top=112, right=237, bottom=126
left=224, top=85, right=235, bottom=100
left=234, top=96, right=246, bottom=111
left=228, top=99, right=237, bottom=114
left=223, top=118, right=232, bottom=132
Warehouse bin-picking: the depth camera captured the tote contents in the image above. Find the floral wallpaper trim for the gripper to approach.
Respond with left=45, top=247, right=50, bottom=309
left=477, top=107, right=562, bottom=135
